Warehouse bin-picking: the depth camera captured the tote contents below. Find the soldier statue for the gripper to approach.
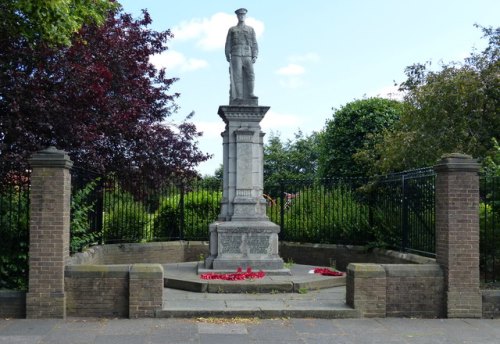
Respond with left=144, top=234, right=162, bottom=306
left=225, top=8, right=258, bottom=104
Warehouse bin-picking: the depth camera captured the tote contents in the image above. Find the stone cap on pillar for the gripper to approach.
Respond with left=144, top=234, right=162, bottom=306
left=433, top=153, right=480, bottom=173
left=28, top=146, right=73, bottom=169
left=218, top=105, right=270, bottom=124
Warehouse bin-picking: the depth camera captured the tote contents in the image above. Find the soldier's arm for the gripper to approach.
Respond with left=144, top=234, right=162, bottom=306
left=225, top=28, right=232, bottom=62
left=251, top=28, right=258, bottom=62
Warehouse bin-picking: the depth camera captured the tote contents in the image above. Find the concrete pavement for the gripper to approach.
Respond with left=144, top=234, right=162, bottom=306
left=1, top=317, right=500, bottom=343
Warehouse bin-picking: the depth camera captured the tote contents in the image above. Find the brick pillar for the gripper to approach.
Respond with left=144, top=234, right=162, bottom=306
left=434, top=153, right=482, bottom=318
left=346, top=263, right=386, bottom=317
left=26, top=147, right=73, bottom=318
left=129, top=264, right=164, bottom=318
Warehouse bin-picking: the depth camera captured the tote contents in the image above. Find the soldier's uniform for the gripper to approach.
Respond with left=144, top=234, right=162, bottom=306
left=225, top=9, right=258, bottom=103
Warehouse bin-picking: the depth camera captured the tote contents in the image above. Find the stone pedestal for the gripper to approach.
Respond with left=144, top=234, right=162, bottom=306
left=204, top=105, right=286, bottom=272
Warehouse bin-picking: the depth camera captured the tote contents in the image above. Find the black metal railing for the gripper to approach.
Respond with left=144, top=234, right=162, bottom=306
left=70, top=166, right=104, bottom=253
left=101, top=176, right=222, bottom=243
left=370, top=168, right=436, bottom=257
left=3, top=164, right=498, bottom=290
left=264, top=178, right=371, bottom=245
left=0, top=171, right=30, bottom=290
left=480, top=175, right=499, bottom=283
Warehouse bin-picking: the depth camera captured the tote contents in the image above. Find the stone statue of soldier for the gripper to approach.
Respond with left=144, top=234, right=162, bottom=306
left=225, top=8, right=258, bottom=105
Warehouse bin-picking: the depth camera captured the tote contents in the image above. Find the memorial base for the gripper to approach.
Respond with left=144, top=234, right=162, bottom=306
left=204, top=221, right=288, bottom=273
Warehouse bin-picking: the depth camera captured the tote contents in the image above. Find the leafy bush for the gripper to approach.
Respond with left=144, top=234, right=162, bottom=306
left=103, top=190, right=151, bottom=243
left=70, top=179, right=101, bottom=253
left=480, top=175, right=500, bottom=281
left=183, top=190, right=221, bottom=239
left=267, top=183, right=371, bottom=244
left=153, top=189, right=221, bottom=240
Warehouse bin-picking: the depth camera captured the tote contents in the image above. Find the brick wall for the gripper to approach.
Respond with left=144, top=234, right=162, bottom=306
left=347, top=263, right=444, bottom=318
left=65, top=265, right=129, bottom=317
left=482, top=290, right=500, bottom=319
left=64, top=264, right=164, bottom=318
left=0, top=291, right=26, bottom=318
left=383, top=264, right=444, bottom=318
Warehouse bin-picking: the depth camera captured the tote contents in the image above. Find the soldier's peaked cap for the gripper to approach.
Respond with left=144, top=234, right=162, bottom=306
left=235, top=8, right=247, bottom=15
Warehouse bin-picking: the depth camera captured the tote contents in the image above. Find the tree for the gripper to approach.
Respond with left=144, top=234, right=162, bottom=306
left=264, top=131, right=320, bottom=187
left=0, top=7, right=210, bottom=182
left=376, top=25, right=500, bottom=173
left=1, top=0, right=117, bottom=47
left=318, top=98, right=403, bottom=178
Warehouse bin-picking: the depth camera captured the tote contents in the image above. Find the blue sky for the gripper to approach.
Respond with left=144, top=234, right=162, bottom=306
left=118, top=0, right=499, bottom=175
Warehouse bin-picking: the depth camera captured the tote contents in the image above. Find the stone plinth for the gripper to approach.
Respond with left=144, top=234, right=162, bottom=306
left=204, top=105, right=286, bottom=272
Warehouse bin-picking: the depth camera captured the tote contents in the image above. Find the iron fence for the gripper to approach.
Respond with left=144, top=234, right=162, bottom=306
left=0, top=171, right=30, bottom=290
left=70, top=166, right=104, bottom=253
left=1, top=164, right=498, bottom=290
left=370, top=168, right=436, bottom=257
left=480, top=175, right=499, bottom=283
left=101, top=176, right=222, bottom=243
left=264, top=178, right=372, bottom=245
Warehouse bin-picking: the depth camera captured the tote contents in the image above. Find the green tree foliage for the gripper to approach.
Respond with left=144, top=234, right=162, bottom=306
left=70, top=179, right=101, bottom=253
left=0, top=6, right=209, bottom=182
left=1, top=0, right=117, bottom=46
left=104, top=189, right=150, bottom=243
left=376, top=26, right=499, bottom=172
left=318, top=98, right=403, bottom=178
left=264, top=131, right=320, bottom=188
left=153, top=189, right=221, bottom=240
left=201, top=165, right=223, bottom=190
left=266, top=182, right=371, bottom=244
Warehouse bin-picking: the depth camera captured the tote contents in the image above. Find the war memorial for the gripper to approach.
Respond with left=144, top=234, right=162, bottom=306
left=0, top=8, right=494, bottom=323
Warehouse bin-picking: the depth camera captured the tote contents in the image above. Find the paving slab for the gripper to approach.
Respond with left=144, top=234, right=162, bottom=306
left=2, top=318, right=500, bottom=343
left=160, top=281, right=358, bottom=318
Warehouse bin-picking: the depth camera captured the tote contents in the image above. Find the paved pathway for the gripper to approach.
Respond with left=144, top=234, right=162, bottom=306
left=1, top=317, right=500, bottom=343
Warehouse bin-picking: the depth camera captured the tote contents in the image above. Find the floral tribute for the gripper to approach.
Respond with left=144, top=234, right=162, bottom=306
left=200, top=267, right=265, bottom=281
left=312, top=268, right=344, bottom=277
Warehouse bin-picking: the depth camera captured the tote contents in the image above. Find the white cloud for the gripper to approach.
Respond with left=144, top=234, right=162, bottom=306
left=172, top=12, right=265, bottom=51
left=276, top=63, right=305, bottom=76
left=150, top=50, right=208, bottom=72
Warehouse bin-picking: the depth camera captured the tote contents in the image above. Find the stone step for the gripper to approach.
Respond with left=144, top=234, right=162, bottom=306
left=156, top=307, right=359, bottom=319
left=163, top=262, right=346, bottom=294
left=158, top=286, right=359, bottom=319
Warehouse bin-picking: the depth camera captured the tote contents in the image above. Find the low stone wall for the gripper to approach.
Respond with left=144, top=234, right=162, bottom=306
left=346, top=263, right=444, bottom=318
left=8, top=241, right=498, bottom=318
left=64, top=264, right=163, bottom=318
left=69, top=241, right=433, bottom=268
left=65, top=265, right=130, bottom=317
left=384, top=264, right=444, bottom=318
left=0, top=290, right=26, bottom=318
left=68, top=241, right=209, bottom=265
left=483, top=290, right=500, bottom=319
left=280, top=242, right=434, bottom=270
